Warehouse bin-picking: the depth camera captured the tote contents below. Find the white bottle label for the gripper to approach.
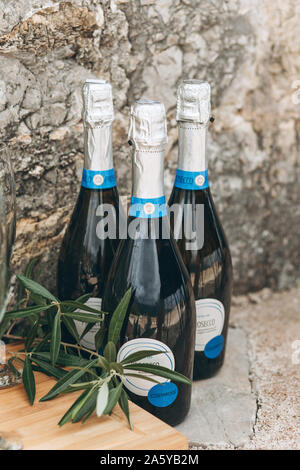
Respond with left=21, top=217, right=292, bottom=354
left=195, top=299, right=225, bottom=352
left=117, top=338, right=175, bottom=397
left=74, top=297, right=102, bottom=350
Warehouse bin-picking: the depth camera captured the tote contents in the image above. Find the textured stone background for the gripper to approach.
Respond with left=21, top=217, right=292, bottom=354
left=0, top=0, right=299, bottom=294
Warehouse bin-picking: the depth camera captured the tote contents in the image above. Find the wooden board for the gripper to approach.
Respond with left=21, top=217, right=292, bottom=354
left=0, top=343, right=188, bottom=450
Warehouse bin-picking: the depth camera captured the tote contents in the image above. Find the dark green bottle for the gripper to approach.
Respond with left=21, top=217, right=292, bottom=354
left=57, top=79, right=124, bottom=349
left=169, top=80, right=233, bottom=380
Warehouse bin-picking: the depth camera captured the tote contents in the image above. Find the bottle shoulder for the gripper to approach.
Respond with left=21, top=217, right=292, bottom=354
left=104, top=218, right=193, bottom=306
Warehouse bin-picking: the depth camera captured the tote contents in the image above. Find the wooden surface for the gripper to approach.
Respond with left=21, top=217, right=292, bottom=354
left=0, top=343, right=188, bottom=450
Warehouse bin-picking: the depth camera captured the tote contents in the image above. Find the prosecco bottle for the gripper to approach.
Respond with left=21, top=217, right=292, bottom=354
left=57, top=79, right=124, bottom=349
left=168, top=80, right=233, bottom=380
left=102, top=99, right=196, bottom=426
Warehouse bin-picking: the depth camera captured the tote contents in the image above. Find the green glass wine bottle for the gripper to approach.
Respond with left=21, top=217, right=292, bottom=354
left=168, top=80, right=233, bottom=380
left=102, top=99, right=196, bottom=426
left=57, top=79, right=124, bottom=349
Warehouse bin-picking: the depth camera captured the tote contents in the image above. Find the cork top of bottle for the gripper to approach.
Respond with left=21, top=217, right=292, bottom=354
left=128, top=99, right=168, bottom=147
left=82, top=79, right=114, bottom=128
left=176, top=79, right=211, bottom=125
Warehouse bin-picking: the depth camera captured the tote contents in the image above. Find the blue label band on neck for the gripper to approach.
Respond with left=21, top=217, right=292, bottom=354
left=174, top=169, right=209, bottom=190
left=82, top=168, right=116, bottom=189
left=129, top=196, right=167, bottom=218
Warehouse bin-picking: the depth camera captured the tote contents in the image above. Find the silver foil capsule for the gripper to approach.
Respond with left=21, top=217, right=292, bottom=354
left=82, top=79, right=114, bottom=171
left=176, top=80, right=211, bottom=125
left=82, top=79, right=114, bottom=128
left=129, top=99, right=167, bottom=199
left=129, top=99, right=168, bottom=148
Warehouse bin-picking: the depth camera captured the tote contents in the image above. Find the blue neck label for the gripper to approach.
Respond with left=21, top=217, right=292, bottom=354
left=82, top=168, right=116, bottom=189
left=129, top=196, right=167, bottom=218
left=174, top=169, right=209, bottom=190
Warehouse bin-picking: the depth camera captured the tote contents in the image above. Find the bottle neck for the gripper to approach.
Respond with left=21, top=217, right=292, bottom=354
left=129, top=146, right=166, bottom=218
left=82, top=125, right=116, bottom=190
left=175, top=122, right=209, bottom=190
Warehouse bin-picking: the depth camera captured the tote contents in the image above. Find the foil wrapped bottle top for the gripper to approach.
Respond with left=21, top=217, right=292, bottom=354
left=129, top=99, right=168, bottom=147
left=82, top=79, right=114, bottom=128
left=176, top=79, right=211, bottom=125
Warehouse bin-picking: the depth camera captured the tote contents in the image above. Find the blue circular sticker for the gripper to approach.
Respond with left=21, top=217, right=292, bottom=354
left=204, top=335, right=224, bottom=359
left=148, top=382, right=178, bottom=408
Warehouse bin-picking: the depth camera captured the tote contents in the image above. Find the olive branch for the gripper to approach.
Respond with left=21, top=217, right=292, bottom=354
left=1, top=264, right=191, bottom=429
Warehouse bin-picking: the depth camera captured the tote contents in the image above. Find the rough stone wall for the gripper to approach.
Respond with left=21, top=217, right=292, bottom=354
left=0, top=0, right=299, bottom=294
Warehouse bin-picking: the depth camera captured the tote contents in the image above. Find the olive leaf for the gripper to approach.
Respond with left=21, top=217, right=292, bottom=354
left=5, top=304, right=52, bottom=320
left=61, top=300, right=106, bottom=316
left=123, top=363, right=192, bottom=385
left=40, top=359, right=98, bottom=401
left=124, top=373, right=161, bottom=385
left=118, top=389, right=132, bottom=430
left=25, top=319, right=40, bottom=350
left=7, top=357, right=21, bottom=378
left=96, top=382, right=109, bottom=417
left=95, top=325, right=106, bottom=352
left=50, top=312, right=61, bottom=365
left=103, top=341, right=116, bottom=363
left=108, top=287, right=132, bottom=344
left=1, top=270, right=192, bottom=430
left=71, top=386, right=98, bottom=422
left=22, top=356, right=36, bottom=405
left=17, top=275, right=57, bottom=302
left=32, top=351, right=92, bottom=367
left=63, top=311, right=103, bottom=323
left=120, top=349, right=164, bottom=366
left=62, top=316, right=80, bottom=344
left=58, top=389, right=91, bottom=427
left=31, top=357, right=67, bottom=380
left=103, top=381, right=123, bottom=415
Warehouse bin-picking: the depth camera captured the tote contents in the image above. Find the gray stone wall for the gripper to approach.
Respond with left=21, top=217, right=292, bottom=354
left=0, top=0, right=299, bottom=294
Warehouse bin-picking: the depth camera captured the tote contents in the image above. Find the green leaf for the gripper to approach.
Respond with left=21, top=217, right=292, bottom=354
left=17, top=275, right=58, bottom=302
left=79, top=322, right=94, bottom=342
left=17, top=258, right=39, bottom=306
left=40, top=359, right=98, bottom=401
left=46, top=309, right=54, bottom=331
left=124, top=363, right=192, bottom=385
left=32, top=351, right=92, bottom=367
left=63, top=311, right=103, bottom=323
left=7, top=357, right=21, bottom=378
left=58, top=389, right=90, bottom=427
left=31, top=357, right=67, bottom=380
left=95, top=326, right=106, bottom=352
left=103, top=341, right=116, bottom=363
left=118, top=389, right=132, bottom=430
left=62, top=316, right=80, bottom=344
left=108, top=288, right=132, bottom=345
left=22, top=356, right=36, bottom=405
left=65, top=382, right=94, bottom=393
left=71, top=387, right=98, bottom=422
left=82, top=403, right=97, bottom=423
left=103, top=381, right=123, bottom=415
left=60, top=294, right=92, bottom=314
left=72, top=391, right=97, bottom=423
left=120, top=349, right=164, bottom=366
left=24, top=258, right=39, bottom=278
left=29, top=292, right=47, bottom=306
left=50, top=312, right=61, bottom=365
left=25, top=319, right=40, bottom=350
left=124, top=373, right=161, bottom=385
left=5, top=304, right=52, bottom=320
left=61, top=301, right=106, bottom=315
left=96, top=382, right=109, bottom=417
